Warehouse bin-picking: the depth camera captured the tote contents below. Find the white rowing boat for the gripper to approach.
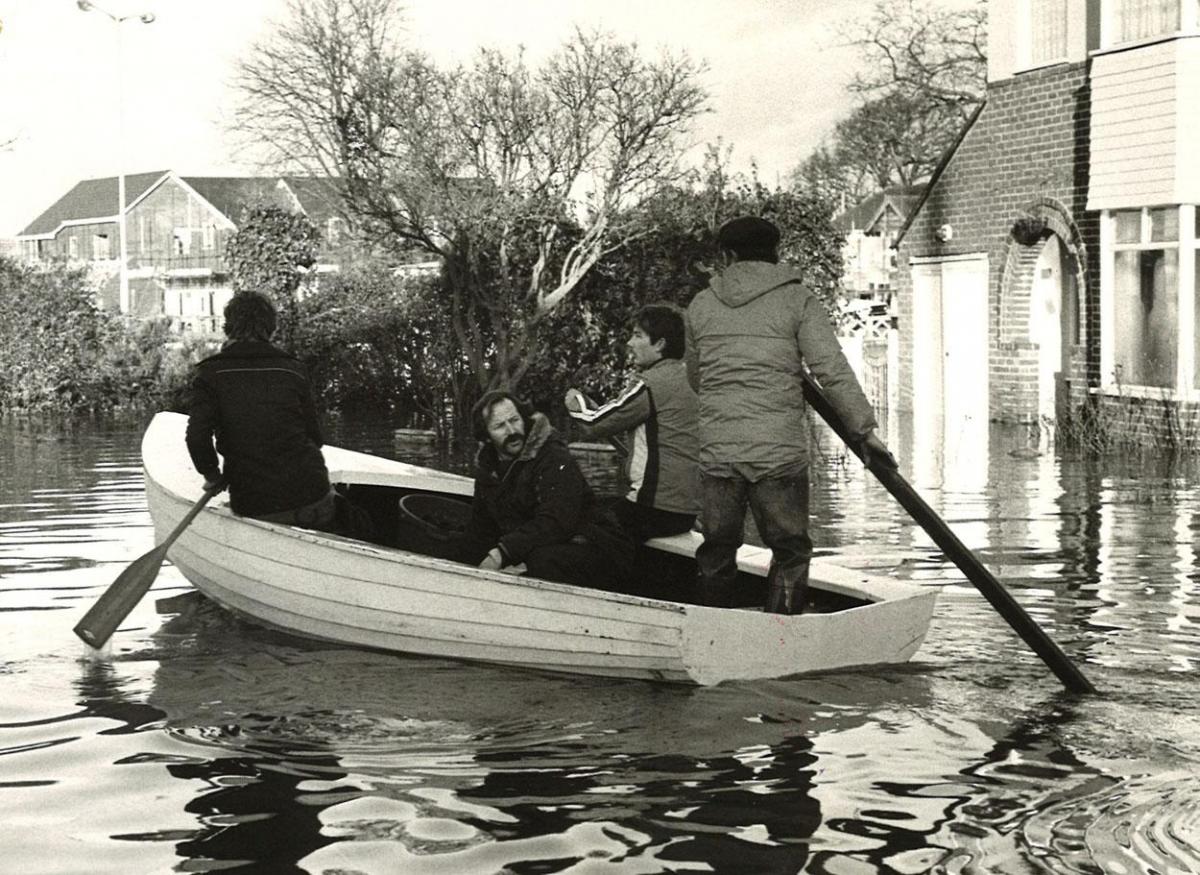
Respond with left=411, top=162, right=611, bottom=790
left=142, top=411, right=938, bottom=685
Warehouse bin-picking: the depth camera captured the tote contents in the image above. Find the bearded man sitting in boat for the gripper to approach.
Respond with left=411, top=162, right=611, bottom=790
left=448, top=390, right=635, bottom=590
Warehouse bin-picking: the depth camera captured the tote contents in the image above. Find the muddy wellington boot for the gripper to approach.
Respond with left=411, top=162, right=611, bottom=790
left=765, top=560, right=809, bottom=615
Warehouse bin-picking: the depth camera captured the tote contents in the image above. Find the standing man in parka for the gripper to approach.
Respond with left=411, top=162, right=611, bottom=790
left=685, top=216, right=895, bottom=613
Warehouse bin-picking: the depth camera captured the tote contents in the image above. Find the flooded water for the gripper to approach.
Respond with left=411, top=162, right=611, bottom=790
left=3, top=412, right=1200, bottom=874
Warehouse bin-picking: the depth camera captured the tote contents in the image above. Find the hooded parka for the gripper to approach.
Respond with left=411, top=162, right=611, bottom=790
left=685, top=261, right=876, bottom=473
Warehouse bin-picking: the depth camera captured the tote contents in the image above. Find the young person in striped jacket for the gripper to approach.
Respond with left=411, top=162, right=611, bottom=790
left=564, top=303, right=700, bottom=543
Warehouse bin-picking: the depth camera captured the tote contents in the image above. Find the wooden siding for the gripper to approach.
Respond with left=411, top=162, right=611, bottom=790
left=1088, top=39, right=1184, bottom=209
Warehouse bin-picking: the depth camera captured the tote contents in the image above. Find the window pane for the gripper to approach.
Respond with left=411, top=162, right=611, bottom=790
left=1031, top=0, right=1068, bottom=62
left=1114, top=249, right=1178, bottom=387
left=1118, top=0, right=1181, bottom=42
left=1149, top=207, right=1179, bottom=241
left=1115, top=210, right=1142, bottom=243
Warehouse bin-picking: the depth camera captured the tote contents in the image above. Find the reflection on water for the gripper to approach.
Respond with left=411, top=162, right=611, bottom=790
left=3, top=412, right=1200, bottom=873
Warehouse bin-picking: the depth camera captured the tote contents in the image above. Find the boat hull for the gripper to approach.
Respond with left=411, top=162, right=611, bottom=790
left=143, top=413, right=938, bottom=685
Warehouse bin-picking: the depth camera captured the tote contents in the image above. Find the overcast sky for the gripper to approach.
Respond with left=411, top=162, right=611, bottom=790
left=0, top=0, right=871, bottom=236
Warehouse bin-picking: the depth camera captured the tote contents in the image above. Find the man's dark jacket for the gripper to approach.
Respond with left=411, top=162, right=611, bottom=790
left=467, top=413, right=628, bottom=568
left=185, top=340, right=331, bottom=517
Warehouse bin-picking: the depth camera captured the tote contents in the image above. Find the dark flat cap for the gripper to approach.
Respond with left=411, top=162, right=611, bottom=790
left=717, top=215, right=780, bottom=251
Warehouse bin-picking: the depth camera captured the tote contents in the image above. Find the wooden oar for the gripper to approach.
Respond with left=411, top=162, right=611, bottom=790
left=73, top=483, right=222, bottom=650
left=801, top=372, right=1096, bottom=695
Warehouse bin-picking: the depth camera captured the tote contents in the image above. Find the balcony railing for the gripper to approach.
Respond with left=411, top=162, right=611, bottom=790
left=129, top=252, right=230, bottom=275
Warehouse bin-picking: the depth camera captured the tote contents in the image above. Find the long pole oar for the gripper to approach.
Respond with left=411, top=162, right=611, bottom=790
left=74, top=483, right=221, bottom=649
left=802, top=373, right=1096, bottom=695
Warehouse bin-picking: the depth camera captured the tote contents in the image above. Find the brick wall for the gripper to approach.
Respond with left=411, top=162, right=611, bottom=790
left=895, top=62, right=1101, bottom=423
left=1089, top=394, right=1200, bottom=450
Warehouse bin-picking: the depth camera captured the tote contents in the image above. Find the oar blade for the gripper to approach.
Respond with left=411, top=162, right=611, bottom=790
left=73, top=544, right=169, bottom=649
left=73, top=484, right=219, bottom=651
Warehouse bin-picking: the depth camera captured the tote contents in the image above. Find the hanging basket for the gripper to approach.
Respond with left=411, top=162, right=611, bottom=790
left=1012, top=216, right=1048, bottom=247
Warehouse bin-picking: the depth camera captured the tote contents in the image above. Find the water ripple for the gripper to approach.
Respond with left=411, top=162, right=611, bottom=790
left=1021, top=771, right=1200, bottom=875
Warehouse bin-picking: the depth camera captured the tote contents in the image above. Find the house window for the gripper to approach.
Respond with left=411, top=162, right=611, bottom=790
left=1112, top=0, right=1182, bottom=43
left=68, top=237, right=79, bottom=259
left=1111, top=207, right=1179, bottom=389
left=174, top=229, right=190, bottom=257
left=1030, top=0, right=1069, bottom=64
left=203, top=224, right=216, bottom=251
left=94, top=233, right=110, bottom=260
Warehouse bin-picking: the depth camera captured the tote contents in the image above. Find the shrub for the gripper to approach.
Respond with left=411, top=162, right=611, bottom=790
left=0, top=257, right=212, bottom=414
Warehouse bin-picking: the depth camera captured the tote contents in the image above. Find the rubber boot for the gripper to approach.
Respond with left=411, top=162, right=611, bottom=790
left=765, top=560, right=809, bottom=615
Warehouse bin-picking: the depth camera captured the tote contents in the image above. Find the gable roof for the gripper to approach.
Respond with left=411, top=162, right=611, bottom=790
left=178, top=176, right=285, bottom=225
left=20, top=171, right=346, bottom=239
left=833, top=184, right=928, bottom=235
left=19, top=170, right=169, bottom=237
left=281, top=176, right=346, bottom=225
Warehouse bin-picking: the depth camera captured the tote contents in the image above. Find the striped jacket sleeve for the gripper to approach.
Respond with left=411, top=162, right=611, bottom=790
left=567, top=381, right=652, bottom=438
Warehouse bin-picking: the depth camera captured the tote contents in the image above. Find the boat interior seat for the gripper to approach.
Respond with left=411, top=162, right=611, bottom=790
left=644, top=530, right=772, bottom=576
left=643, top=530, right=702, bottom=556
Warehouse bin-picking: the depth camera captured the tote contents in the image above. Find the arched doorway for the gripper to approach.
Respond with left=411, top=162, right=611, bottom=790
left=1029, top=235, right=1079, bottom=424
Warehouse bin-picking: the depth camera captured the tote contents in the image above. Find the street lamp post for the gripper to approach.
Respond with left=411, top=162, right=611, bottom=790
left=77, top=1, right=155, bottom=316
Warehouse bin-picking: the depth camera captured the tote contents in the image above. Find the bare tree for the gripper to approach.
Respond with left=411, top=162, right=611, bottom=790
left=793, top=0, right=986, bottom=207
left=845, top=0, right=987, bottom=120
left=233, top=0, right=708, bottom=390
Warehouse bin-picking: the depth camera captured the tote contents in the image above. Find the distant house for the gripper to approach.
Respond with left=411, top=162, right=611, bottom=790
left=893, top=0, right=1200, bottom=439
left=278, top=175, right=354, bottom=264
left=834, top=185, right=926, bottom=301
left=16, top=171, right=355, bottom=334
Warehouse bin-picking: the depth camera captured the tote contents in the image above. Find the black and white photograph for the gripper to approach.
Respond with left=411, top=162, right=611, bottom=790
left=2, top=1, right=1199, bottom=872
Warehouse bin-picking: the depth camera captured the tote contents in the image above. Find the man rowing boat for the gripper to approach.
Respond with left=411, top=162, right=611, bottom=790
left=184, top=291, right=339, bottom=533
left=685, top=216, right=896, bottom=613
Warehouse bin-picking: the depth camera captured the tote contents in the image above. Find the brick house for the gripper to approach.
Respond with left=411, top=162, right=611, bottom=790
left=893, top=0, right=1200, bottom=443
left=17, top=171, right=348, bottom=333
